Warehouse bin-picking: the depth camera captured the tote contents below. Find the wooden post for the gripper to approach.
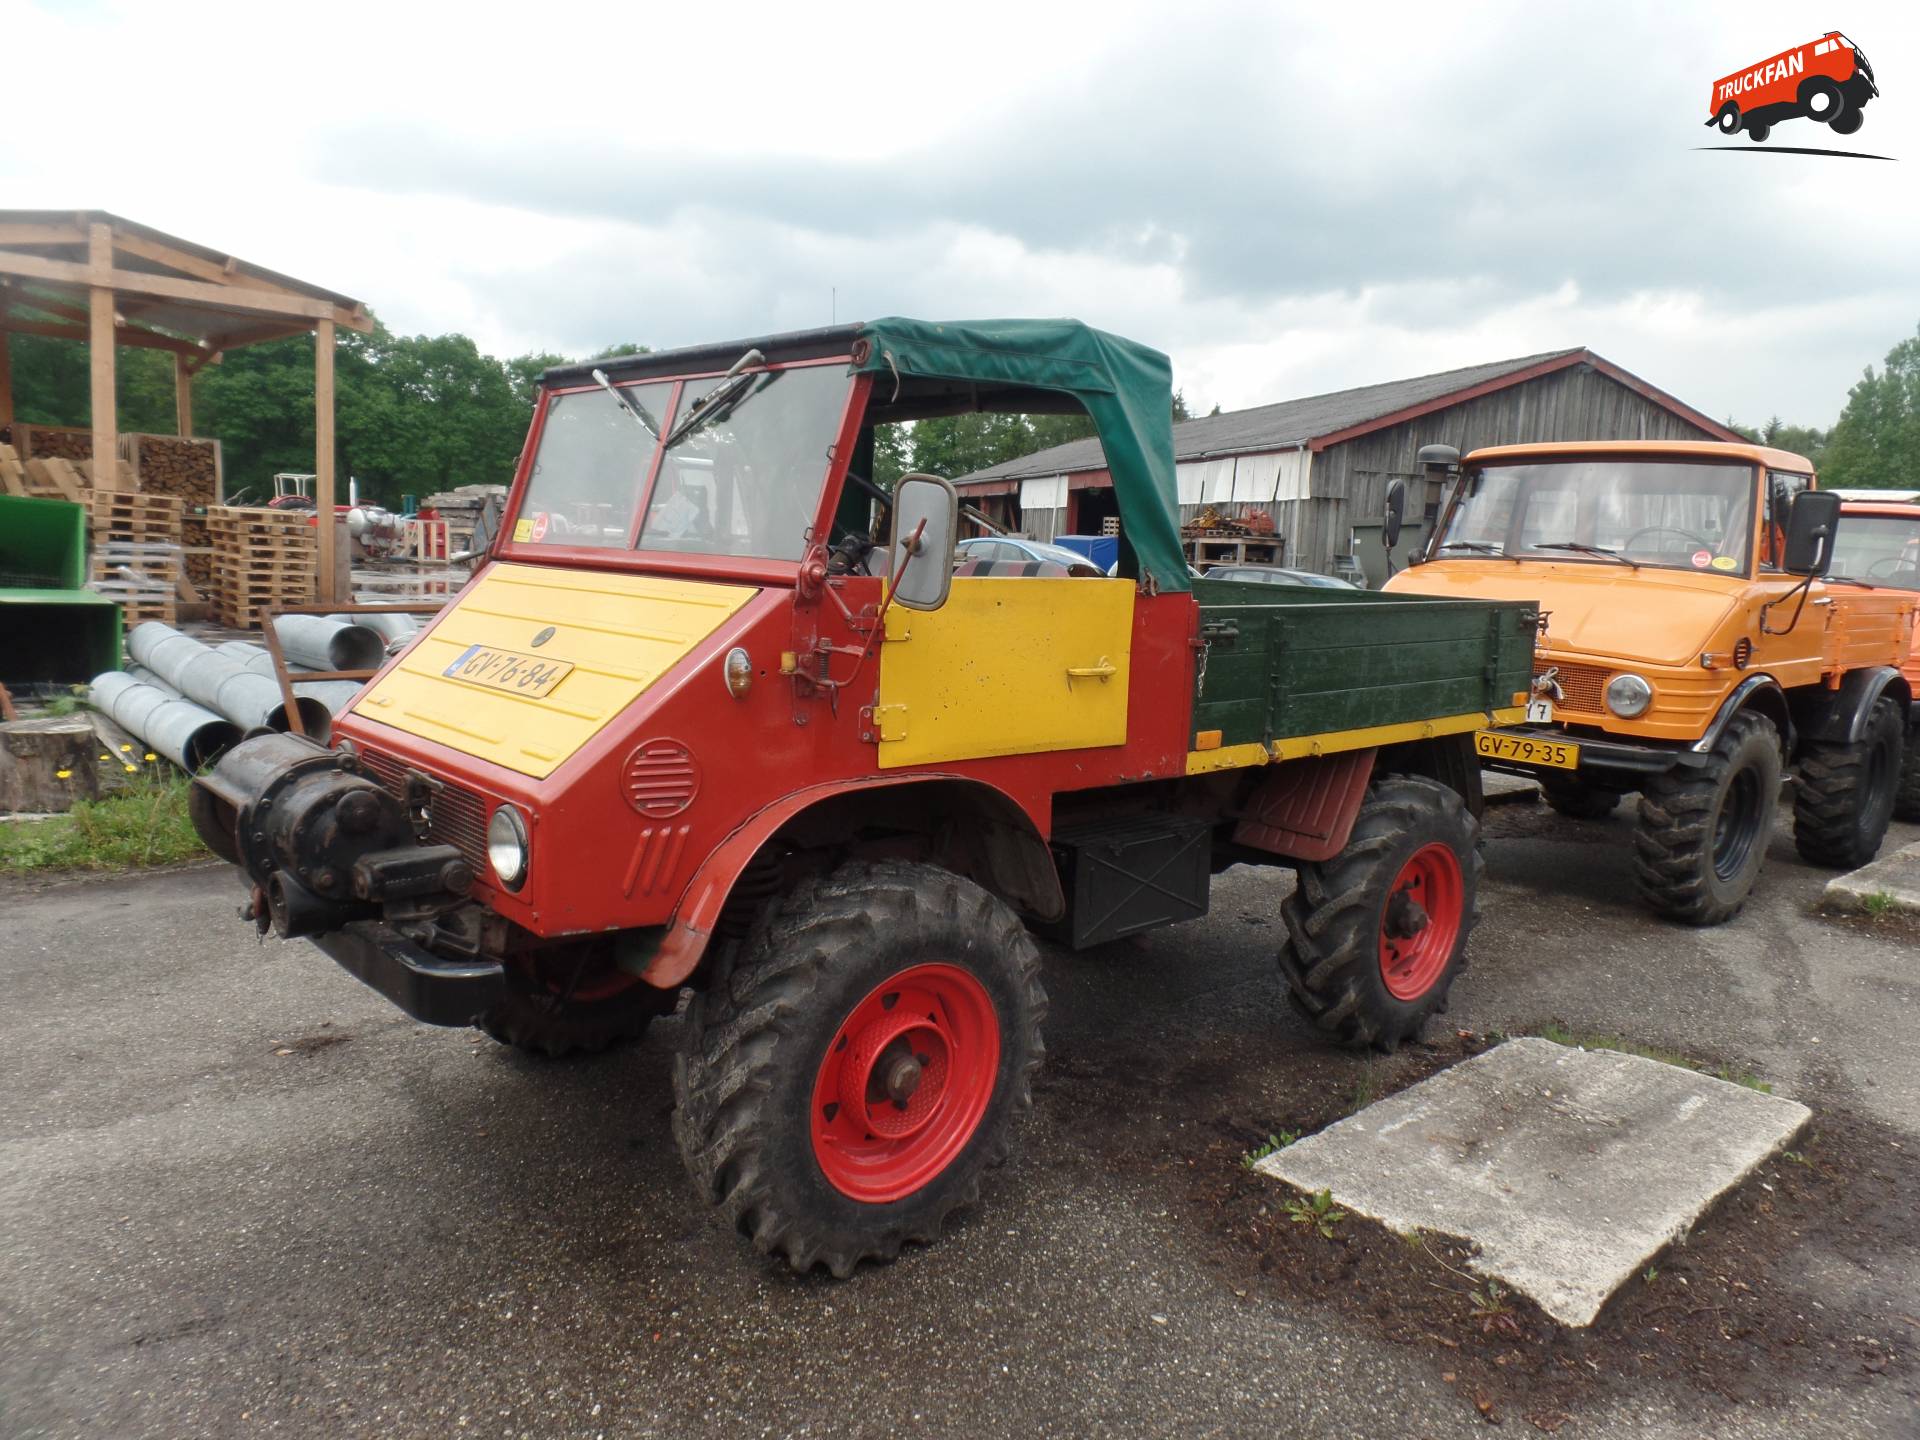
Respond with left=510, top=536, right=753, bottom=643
left=88, top=222, right=120, bottom=489
left=173, top=353, right=193, bottom=436
left=0, top=326, right=13, bottom=429
left=315, top=317, right=336, bottom=602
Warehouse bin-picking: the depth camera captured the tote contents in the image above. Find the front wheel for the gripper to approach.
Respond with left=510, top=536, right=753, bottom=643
left=1633, top=711, right=1781, bottom=924
left=1277, top=775, right=1482, bottom=1052
left=1830, top=110, right=1865, bottom=136
left=1794, top=697, right=1905, bottom=869
left=1716, top=104, right=1741, bottom=134
left=1747, top=122, right=1771, bottom=143
left=672, top=861, right=1045, bottom=1278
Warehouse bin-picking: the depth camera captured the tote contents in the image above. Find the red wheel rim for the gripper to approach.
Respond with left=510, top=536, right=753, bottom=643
left=1378, top=842, right=1465, bottom=1002
left=810, top=963, right=1000, bottom=1204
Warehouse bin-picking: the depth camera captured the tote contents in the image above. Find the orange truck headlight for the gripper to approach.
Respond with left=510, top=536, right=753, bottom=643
left=1605, top=674, right=1653, bottom=718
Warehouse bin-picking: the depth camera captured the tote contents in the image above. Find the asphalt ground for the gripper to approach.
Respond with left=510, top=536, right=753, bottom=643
left=3, top=800, right=1918, bottom=1439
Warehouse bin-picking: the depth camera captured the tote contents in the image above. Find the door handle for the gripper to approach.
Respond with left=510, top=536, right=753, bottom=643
left=1066, top=656, right=1118, bottom=682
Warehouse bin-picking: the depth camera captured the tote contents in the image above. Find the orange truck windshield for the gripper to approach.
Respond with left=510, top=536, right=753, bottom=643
left=1435, top=459, right=1756, bottom=575
left=1831, top=514, right=1920, bottom=591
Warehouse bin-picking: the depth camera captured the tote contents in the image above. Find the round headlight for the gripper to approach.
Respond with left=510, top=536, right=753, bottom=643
left=486, top=804, right=530, bottom=890
left=1605, top=673, right=1654, bottom=718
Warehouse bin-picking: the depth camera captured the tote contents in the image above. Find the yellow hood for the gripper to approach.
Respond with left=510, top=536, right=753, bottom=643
left=354, top=563, right=756, bottom=778
left=1388, top=561, right=1738, bottom=666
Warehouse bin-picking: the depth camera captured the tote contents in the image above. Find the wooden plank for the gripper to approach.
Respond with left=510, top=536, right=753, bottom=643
left=87, top=225, right=121, bottom=492
left=111, top=229, right=313, bottom=301
left=0, top=311, right=207, bottom=359
left=0, top=222, right=86, bottom=248
left=315, top=318, right=337, bottom=603
left=173, top=353, right=193, bottom=436
left=0, top=248, right=368, bottom=330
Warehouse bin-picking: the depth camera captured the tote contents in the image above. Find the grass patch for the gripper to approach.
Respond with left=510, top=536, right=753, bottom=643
left=1861, top=890, right=1897, bottom=918
left=1241, top=1130, right=1301, bottom=1169
left=1535, top=1022, right=1772, bottom=1093
left=0, top=774, right=206, bottom=873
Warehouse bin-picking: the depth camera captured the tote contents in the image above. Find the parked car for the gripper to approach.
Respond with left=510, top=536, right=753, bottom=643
left=1201, top=564, right=1358, bottom=589
left=954, top=535, right=1105, bottom=575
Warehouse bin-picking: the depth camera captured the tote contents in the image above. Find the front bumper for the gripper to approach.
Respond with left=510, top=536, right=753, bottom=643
left=1479, top=724, right=1705, bottom=788
left=311, top=921, right=504, bottom=1026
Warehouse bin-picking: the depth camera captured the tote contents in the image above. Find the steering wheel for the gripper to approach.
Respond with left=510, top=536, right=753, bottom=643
left=826, top=471, right=895, bottom=576
left=1622, top=525, right=1715, bottom=556
left=1867, top=556, right=1915, bottom=579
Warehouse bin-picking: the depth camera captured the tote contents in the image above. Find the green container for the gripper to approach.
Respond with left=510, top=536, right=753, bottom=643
left=0, top=494, right=87, bottom=589
left=1190, top=579, right=1538, bottom=748
left=0, top=496, right=122, bottom=684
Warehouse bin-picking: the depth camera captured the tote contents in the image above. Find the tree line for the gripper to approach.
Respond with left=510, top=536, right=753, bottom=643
left=9, top=318, right=1917, bottom=504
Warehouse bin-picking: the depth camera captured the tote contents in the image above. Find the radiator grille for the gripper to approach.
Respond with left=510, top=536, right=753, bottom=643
left=1539, top=662, right=1610, bottom=714
left=358, top=748, right=489, bottom=875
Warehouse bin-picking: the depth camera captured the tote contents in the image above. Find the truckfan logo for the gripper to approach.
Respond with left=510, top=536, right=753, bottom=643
left=1701, top=30, right=1889, bottom=157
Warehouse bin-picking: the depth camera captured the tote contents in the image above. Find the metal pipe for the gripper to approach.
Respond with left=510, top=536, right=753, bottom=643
left=127, top=623, right=331, bottom=740
left=272, top=614, right=385, bottom=671
left=217, top=642, right=365, bottom=716
left=326, top=610, right=420, bottom=646
left=89, top=671, right=242, bottom=771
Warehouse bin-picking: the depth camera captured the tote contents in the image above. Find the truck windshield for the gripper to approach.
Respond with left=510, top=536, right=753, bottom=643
left=518, top=382, right=674, bottom=547
left=1436, top=459, right=1756, bottom=576
left=638, top=363, right=847, bottom=562
left=1830, top=514, right=1920, bottom=591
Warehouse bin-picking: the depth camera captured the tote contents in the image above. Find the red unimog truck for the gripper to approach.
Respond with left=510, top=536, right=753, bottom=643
left=192, top=319, right=1538, bottom=1275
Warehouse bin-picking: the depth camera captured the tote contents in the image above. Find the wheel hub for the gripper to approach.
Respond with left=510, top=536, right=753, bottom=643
left=1384, top=890, right=1430, bottom=941
left=1378, top=842, right=1465, bottom=1002
left=811, top=963, right=1001, bottom=1203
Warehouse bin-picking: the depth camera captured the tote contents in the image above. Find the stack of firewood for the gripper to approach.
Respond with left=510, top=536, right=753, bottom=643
left=121, top=435, right=221, bottom=587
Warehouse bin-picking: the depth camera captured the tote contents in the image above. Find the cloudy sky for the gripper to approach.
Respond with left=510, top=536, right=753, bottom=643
left=6, top=0, right=1917, bottom=428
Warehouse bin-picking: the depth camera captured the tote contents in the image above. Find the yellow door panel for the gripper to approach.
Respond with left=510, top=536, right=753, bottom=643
left=355, top=563, right=756, bottom=778
left=876, top=578, right=1134, bottom=767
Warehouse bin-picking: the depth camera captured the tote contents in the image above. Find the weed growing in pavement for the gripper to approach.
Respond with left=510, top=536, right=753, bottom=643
left=1861, top=890, right=1897, bottom=917
left=1241, top=1131, right=1301, bottom=1169
left=1468, top=1280, right=1519, bottom=1336
left=1642, top=1265, right=1659, bottom=1285
left=1346, top=1064, right=1382, bottom=1114
left=1282, top=1188, right=1347, bottom=1238
left=1782, top=1148, right=1812, bottom=1167
left=1536, top=1022, right=1772, bottom=1093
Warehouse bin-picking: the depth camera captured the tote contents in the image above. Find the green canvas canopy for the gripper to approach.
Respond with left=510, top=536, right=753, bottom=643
left=852, top=318, right=1188, bottom=593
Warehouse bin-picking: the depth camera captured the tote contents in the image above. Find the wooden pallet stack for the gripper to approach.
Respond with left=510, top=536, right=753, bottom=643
left=208, top=505, right=316, bottom=627
left=87, top=492, right=185, bottom=628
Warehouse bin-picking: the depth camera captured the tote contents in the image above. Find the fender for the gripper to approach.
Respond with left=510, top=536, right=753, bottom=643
left=641, top=774, right=1063, bottom=988
left=1232, top=749, right=1377, bottom=861
left=1793, top=666, right=1914, bottom=745
left=1693, top=674, right=1793, bottom=755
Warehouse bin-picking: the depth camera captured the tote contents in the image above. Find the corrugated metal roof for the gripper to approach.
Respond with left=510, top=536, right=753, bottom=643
left=959, top=348, right=1587, bottom=483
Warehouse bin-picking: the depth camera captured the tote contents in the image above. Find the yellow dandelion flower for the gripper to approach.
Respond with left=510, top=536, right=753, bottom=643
left=99, top=753, right=111, bottom=761
left=124, top=764, right=137, bottom=773
left=119, top=744, right=132, bottom=752
left=56, top=769, right=72, bottom=779
left=144, top=752, right=158, bottom=762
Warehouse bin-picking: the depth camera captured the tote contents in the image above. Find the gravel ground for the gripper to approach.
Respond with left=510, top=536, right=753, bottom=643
left=2, top=801, right=1917, bottom=1439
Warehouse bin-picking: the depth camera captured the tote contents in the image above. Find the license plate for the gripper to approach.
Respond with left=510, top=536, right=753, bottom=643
left=1475, top=730, right=1580, bottom=770
left=442, top=643, right=576, bottom=698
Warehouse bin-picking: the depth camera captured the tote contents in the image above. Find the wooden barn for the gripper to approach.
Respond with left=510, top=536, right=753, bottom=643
left=954, top=348, right=1739, bottom=585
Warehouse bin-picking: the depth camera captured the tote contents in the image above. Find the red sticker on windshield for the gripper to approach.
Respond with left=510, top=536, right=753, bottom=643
left=531, top=511, right=550, bottom=542
left=1691, top=549, right=1712, bottom=568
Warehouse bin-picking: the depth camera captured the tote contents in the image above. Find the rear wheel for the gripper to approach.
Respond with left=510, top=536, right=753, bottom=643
left=1831, top=110, right=1864, bottom=136
left=1278, top=775, right=1481, bottom=1052
left=1897, top=726, right=1920, bottom=823
left=478, top=948, right=675, bottom=1058
left=1794, top=697, right=1905, bottom=868
left=672, top=861, right=1045, bottom=1277
left=1541, top=776, right=1621, bottom=821
left=1632, top=711, right=1780, bottom=924
left=1747, top=122, right=1771, bottom=143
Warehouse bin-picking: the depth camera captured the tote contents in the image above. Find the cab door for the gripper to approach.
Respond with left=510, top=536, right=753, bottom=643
left=873, top=577, right=1134, bottom=768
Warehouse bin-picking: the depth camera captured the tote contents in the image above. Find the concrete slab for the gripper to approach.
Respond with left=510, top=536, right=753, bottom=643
left=1481, top=772, right=1541, bottom=806
left=1821, top=840, right=1920, bottom=916
left=1256, top=1037, right=1810, bottom=1326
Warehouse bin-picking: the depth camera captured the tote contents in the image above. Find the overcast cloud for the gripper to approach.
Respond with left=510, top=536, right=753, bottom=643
left=5, top=0, right=1918, bottom=426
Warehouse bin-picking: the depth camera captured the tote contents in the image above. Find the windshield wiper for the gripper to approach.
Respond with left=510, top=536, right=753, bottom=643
left=1534, top=541, right=1639, bottom=569
left=1822, top=574, right=1874, bottom=588
left=664, top=347, right=766, bottom=447
left=1433, top=541, right=1507, bottom=556
left=590, top=368, right=661, bottom=437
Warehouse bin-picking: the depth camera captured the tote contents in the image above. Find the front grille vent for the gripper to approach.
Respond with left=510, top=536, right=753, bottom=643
left=358, top=749, right=489, bottom=875
left=622, top=740, right=699, bottom=818
left=1539, top=662, right=1609, bottom=714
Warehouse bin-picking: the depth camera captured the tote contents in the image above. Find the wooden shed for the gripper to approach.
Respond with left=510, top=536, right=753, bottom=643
left=956, top=349, right=1740, bottom=584
left=0, top=211, right=372, bottom=600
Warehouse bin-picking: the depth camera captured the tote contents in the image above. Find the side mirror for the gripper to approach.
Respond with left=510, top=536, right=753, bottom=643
left=1782, top=490, right=1842, bottom=576
left=1383, top=479, right=1407, bottom=551
left=888, top=473, right=959, bottom=610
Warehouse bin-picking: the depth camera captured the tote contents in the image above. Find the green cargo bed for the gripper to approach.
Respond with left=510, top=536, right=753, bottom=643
left=1190, top=579, right=1537, bottom=752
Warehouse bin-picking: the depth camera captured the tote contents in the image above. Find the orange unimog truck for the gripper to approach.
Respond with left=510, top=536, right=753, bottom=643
left=1384, top=441, right=1917, bottom=924
left=1832, top=495, right=1920, bottom=817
